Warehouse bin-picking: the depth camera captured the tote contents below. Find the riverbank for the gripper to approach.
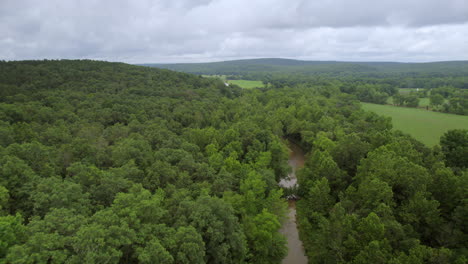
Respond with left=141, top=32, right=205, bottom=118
left=279, top=142, right=308, bottom=264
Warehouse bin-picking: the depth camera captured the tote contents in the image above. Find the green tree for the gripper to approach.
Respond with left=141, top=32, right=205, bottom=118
left=31, top=177, right=91, bottom=217
left=405, top=95, right=420, bottom=107
left=179, top=195, right=247, bottom=264
left=331, top=133, right=370, bottom=178
left=6, top=209, right=86, bottom=264
left=135, top=238, right=174, bottom=264
left=352, top=178, right=394, bottom=217
left=240, top=171, right=267, bottom=216
left=0, top=156, right=39, bottom=215
left=172, top=226, right=205, bottom=264
left=111, top=135, right=152, bottom=168
left=353, top=240, right=391, bottom=264
left=430, top=94, right=444, bottom=106
left=393, top=94, right=405, bottom=106
left=0, top=214, right=25, bottom=261
left=0, top=186, right=8, bottom=213
left=244, top=209, right=287, bottom=264
left=356, top=147, right=430, bottom=204
left=307, top=178, right=334, bottom=215
left=298, top=150, right=345, bottom=198
left=72, top=221, right=132, bottom=264
left=440, top=129, right=468, bottom=168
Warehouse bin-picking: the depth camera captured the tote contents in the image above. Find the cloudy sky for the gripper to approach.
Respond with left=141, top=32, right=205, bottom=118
left=1, top=0, right=468, bottom=63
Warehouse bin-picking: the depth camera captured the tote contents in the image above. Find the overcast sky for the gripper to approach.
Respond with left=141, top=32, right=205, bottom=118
left=1, top=0, right=468, bottom=63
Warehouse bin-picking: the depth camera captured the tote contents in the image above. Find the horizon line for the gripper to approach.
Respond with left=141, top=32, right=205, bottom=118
left=138, top=57, right=468, bottom=65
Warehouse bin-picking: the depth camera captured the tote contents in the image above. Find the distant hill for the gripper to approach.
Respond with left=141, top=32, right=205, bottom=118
left=140, top=58, right=468, bottom=77
left=0, top=60, right=236, bottom=100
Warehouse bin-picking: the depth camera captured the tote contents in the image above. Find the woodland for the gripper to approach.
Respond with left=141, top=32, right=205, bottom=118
left=152, top=59, right=468, bottom=115
left=0, top=60, right=466, bottom=263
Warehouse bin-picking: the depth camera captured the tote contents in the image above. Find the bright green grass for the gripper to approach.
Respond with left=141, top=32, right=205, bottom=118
left=228, top=80, right=263, bottom=89
left=202, top=74, right=227, bottom=81
left=398, top=88, right=425, bottom=94
left=419, top=98, right=430, bottom=107
left=362, top=103, right=468, bottom=146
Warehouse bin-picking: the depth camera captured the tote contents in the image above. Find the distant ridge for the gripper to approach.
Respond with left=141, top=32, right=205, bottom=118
left=140, top=57, right=468, bottom=66
left=140, top=58, right=468, bottom=76
left=141, top=58, right=403, bottom=67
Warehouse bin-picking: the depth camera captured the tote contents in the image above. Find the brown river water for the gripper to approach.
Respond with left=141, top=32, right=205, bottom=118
left=279, top=142, right=308, bottom=264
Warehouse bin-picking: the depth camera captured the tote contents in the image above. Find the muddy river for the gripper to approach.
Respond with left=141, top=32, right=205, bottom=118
left=279, top=142, right=308, bottom=264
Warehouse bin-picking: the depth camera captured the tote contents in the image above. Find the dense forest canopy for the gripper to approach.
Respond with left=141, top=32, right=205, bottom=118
left=0, top=60, right=466, bottom=263
left=146, top=58, right=468, bottom=115
left=143, top=58, right=468, bottom=76
left=144, top=58, right=468, bottom=88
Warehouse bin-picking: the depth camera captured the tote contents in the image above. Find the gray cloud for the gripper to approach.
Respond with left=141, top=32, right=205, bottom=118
left=1, top=0, right=467, bottom=63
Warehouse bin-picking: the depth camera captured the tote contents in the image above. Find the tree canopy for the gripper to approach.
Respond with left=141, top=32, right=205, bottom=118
left=0, top=60, right=466, bottom=263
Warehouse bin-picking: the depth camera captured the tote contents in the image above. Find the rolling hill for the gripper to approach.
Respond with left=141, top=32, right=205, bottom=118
left=141, top=58, right=468, bottom=77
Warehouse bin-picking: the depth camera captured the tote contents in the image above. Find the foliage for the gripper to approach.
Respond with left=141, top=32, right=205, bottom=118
left=440, top=129, right=468, bottom=168
left=294, top=110, right=467, bottom=263
left=0, top=60, right=466, bottom=263
left=0, top=60, right=289, bottom=263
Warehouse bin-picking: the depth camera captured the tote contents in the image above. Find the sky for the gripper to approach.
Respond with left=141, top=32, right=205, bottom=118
left=1, top=0, right=468, bottom=63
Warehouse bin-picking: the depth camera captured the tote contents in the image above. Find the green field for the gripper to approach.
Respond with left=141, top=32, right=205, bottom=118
left=201, top=76, right=263, bottom=89
left=419, top=97, right=430, bottom=107
left=398, top=88, right=425, bottom=94
left=362, top=103, right=468, bottom=146
left=202, top=74, right=227, bottom=81
left=228, top=79, right=263, bottom=89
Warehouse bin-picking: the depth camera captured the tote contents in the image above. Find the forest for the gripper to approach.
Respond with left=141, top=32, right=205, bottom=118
left=149, top=58, right=468, bottom=115
left=0, top=60, right=467, bottom=263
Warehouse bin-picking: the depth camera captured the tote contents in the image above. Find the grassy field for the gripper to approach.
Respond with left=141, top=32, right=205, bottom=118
left=228, top=80, right=264, bottom=89
left=398, top=88, right=425, bottom=94
left=362, top=103, right=468, bottom=146
left=419, top=98, right=430, bottom=107
left=201, top=76, right=263, bottom=89
left=202, top=74, right=227, bottom=81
